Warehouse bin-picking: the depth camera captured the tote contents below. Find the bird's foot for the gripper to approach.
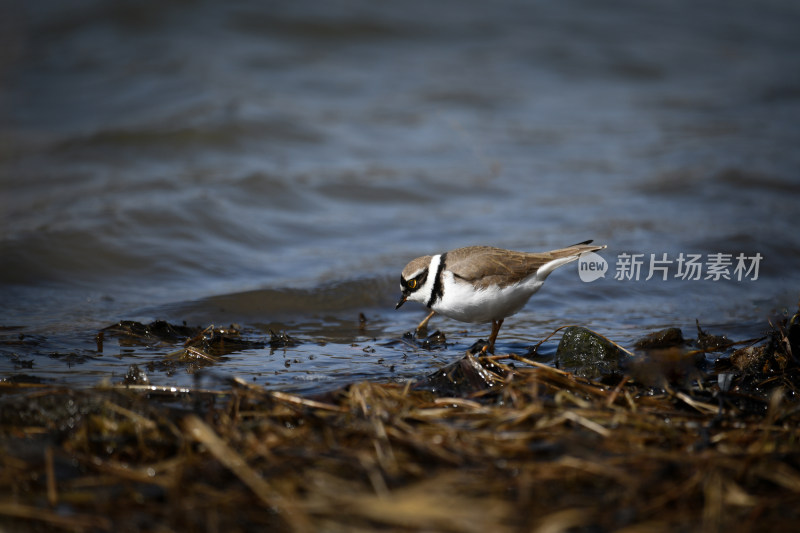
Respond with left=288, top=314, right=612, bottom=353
left=415, top=310, right=436, bottom=336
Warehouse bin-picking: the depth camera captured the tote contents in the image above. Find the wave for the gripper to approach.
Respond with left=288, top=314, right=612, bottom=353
left=155, top=277, right=399, bottom=324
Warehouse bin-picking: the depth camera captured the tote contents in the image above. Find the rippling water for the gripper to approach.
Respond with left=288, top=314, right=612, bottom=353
left=1, top=0, right=799, bottom=392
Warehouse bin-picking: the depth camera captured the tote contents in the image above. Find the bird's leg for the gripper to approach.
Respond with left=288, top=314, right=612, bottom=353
left=487, top=319, right=504, bottom=354
left=416, top=310, right=436, bottom=336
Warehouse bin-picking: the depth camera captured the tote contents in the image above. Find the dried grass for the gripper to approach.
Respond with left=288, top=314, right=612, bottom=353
left=1, top=312, right=800, bottom=532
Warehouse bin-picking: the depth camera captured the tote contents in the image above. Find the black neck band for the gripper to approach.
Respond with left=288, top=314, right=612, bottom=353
left=426, top=252, right=447, bottom=308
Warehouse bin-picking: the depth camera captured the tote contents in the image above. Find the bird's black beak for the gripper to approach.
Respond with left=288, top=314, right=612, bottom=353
left=395, top=295, right=407, bottom=310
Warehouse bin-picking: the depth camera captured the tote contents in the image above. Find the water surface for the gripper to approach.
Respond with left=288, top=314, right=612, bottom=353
left=1, top=0, right=798, bottom=393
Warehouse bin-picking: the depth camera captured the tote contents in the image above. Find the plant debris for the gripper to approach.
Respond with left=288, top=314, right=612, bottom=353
left=102, top=320, right=201, bottom=346
left=268, top=329, right=300, bottom=349
left=696, top=319, right=735, bottom=351
left=2, top=309, right=800, bottom=532
left=633, top=326, right=685, bottom=350
left=403, top=329, right=447, bottom=350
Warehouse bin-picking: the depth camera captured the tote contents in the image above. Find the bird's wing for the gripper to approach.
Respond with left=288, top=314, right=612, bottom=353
left=446, top=244, right=604, bottom=289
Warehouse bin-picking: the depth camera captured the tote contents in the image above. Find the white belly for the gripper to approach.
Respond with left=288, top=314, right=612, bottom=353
left=431, top=272, right=544, bottom=323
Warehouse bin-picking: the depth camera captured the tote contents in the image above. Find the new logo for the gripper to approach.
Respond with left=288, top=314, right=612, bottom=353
left=578, top=252, right=608, bottom=283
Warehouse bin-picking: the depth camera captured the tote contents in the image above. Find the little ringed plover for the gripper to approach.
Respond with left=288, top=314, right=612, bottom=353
left=396, top=240, right=606, bottom=353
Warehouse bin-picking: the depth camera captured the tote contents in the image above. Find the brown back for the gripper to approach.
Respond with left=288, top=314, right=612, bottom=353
left=446, top=244, right=603, bottom=289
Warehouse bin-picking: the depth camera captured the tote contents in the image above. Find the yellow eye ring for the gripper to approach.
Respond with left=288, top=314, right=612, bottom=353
left=408, top=279, right=417, bottom=289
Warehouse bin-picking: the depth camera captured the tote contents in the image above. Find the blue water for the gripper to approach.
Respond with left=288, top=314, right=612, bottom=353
left=1, top=0, right=799, bottom=393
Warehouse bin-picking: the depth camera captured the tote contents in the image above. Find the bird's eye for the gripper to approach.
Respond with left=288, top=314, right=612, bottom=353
left=408, top=279, right=417, bottom=289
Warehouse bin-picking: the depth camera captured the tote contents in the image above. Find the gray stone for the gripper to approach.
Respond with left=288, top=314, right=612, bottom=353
left=556, top=326, right=628, bottom=380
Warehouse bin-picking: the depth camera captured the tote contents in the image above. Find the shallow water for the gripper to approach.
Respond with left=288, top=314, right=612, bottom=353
left=1, top=0, right=799, bottom=393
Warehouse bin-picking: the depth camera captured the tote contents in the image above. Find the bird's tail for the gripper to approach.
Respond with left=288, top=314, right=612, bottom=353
left=536, top=241, right=607, bottom=280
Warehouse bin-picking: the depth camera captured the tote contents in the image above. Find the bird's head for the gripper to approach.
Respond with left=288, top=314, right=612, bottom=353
left=396, top=255, right=432, bottom=309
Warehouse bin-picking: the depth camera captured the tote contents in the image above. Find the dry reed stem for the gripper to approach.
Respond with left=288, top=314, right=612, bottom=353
left=182, top=414, right=311, bottom=532
left=0, top=502, right=112, bottom=530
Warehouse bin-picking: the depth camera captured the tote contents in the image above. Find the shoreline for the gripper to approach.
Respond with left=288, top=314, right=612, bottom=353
left=1, top=309, right=798, bottom=531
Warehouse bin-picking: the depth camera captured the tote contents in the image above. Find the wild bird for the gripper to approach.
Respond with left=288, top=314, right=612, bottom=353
left=396, top=240, right=606, bottom=353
